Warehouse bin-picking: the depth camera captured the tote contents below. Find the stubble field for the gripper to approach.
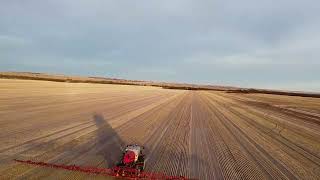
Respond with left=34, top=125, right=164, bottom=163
left=0, top=79, right=320, bottom=179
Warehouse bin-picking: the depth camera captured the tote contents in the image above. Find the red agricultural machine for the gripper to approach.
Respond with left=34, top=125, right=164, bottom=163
left=114, top=144, right=146, bottom=174
left=14, top=144, right=190, bottom=179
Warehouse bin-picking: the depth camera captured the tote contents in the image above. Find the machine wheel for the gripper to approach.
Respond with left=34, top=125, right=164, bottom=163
left=137, top=156, right=145, bottom=171
left=135, top=164, right=143, bottom=173
left=137, top=155, right=144, bottom=162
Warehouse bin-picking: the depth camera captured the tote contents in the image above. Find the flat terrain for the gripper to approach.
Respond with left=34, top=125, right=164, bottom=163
left=0, top=79, right=320, bottom=179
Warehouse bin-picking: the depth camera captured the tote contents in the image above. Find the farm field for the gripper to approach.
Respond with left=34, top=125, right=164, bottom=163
left=0, top=79, right=320, bottom=179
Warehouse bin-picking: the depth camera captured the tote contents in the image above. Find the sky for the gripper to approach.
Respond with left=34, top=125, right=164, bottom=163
left=0, top=0, right=319, bottom=92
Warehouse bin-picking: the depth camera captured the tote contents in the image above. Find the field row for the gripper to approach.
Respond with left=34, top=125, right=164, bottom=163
left=0, top=79, right=319, bottom=179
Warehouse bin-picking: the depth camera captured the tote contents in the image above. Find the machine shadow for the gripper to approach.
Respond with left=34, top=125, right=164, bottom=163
left=93, top=113, right=124, bottom=168
left=92, top=114, right=208, bottom=179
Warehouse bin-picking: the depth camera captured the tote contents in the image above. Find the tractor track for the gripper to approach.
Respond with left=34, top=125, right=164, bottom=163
left=0, top=79, right=320, bottom=179
left=199, top=93, right=273, bottom=180
left=203, top=92, right=320, bottom=179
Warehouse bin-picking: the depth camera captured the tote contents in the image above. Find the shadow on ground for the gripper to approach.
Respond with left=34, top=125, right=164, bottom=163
left=92, top=113, right=208, bottom=179
left=93, top=113, right=124, bottom=168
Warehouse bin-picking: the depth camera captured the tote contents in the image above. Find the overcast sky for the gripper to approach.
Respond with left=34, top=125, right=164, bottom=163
left=0, top=0, right=319, bottom=92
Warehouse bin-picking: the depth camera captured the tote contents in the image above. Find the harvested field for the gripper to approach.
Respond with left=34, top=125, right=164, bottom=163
left=0, top=79, right=320, bottom=179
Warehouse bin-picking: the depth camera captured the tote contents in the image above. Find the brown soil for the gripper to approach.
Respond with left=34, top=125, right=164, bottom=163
left=0, top=79, right=319, bottom=179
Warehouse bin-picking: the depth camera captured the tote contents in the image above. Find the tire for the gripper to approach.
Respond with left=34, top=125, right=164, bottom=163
left=142, top=161, right=145, bottom=171
left=136, top=164, right=144, bottom=172
left=138, top=155, right=144, bottom=162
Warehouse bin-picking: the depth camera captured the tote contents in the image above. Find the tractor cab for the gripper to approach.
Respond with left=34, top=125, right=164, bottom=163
left=116, top=144, right=145, bottom=172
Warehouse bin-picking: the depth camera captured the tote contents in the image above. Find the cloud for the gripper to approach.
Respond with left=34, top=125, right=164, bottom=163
left=0, top=0, right=319, bottom=91
left=0, top=35, right=30, bottom=49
